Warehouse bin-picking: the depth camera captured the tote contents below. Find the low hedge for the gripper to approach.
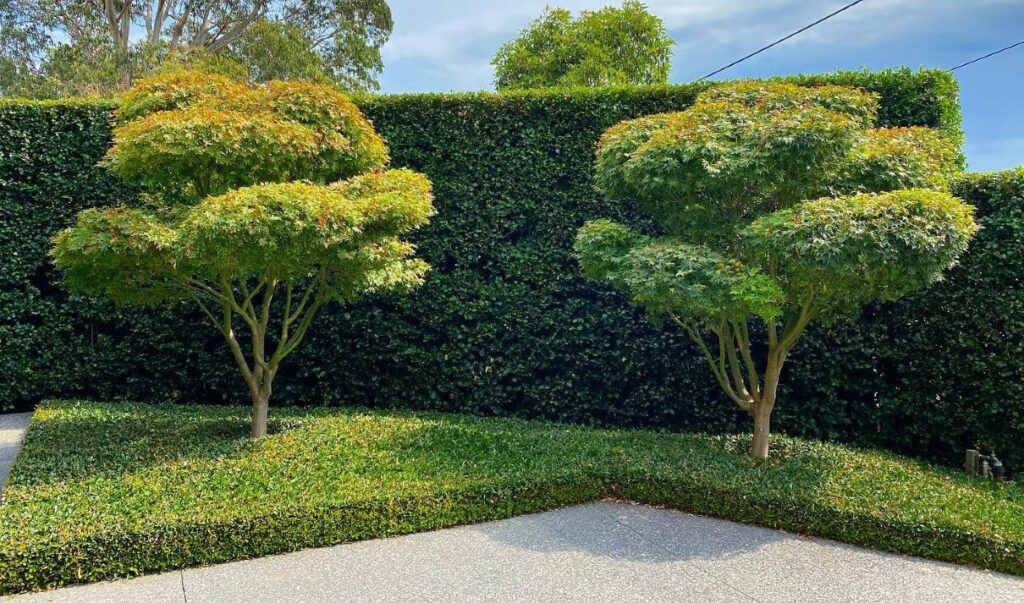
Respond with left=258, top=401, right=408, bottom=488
left=3, top=68, right=1022, bottom=471
left=1, top=400, right=1021, bottom=594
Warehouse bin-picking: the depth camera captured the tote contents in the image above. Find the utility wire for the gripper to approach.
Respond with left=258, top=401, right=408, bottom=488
left=949, top=39, right=1024, bottom=71
left=698, top=0, right=868, bottom=81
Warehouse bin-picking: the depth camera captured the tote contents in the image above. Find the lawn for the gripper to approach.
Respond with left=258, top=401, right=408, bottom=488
left=1, top=400, right=1022, bottom=594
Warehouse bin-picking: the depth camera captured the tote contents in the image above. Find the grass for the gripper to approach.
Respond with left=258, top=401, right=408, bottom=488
left=1, top=400, right=1022, bottom=594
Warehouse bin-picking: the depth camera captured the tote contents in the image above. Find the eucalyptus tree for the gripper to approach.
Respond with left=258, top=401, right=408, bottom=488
left=575, top=82, right=977, bottom=459
left=52, top=71, right=434, bottom=436
left=1, top=1, right=392, bottom=96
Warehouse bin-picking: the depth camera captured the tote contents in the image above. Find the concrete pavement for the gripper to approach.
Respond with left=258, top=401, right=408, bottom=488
left=0, top=413, right=31, bottom=491
left=9, top=502, right=1023, bottom=602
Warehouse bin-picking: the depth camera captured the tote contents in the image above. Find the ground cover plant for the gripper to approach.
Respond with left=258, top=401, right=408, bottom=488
left=576, top=81, right=977, bottom=459
left=50, top=70, right=435, bottom=437
left=0, top=400, right=1021, bottom=594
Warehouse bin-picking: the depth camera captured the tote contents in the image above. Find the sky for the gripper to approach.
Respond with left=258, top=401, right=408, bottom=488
left=376, top=0, right=1024, bottom=172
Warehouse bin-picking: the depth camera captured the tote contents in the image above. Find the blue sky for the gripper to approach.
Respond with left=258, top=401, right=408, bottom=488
left=377, top=0, right=1024, bottom=172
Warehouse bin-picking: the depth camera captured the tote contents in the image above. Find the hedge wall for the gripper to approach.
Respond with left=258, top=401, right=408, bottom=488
left=2, top=68, right=1021, bottom=470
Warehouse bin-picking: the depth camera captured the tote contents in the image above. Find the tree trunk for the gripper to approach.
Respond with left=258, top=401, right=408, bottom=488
left=751, top=355, right=782, bottom=460
left=750, top=402, right=772, bottom=459
left=251, top=392, right=269, bottom=438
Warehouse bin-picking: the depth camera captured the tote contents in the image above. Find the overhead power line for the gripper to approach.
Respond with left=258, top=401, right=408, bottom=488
left=698, top=0, right=868, bottom=81
left=949, top=39, right=1024, bottom=71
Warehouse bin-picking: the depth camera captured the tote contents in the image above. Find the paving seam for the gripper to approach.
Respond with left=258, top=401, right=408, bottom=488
left=594, top=503, right=760, bottom=603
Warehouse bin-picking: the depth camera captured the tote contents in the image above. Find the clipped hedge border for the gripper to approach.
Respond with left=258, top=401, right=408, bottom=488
left=12, top=481, right=1021, bottom=593
left=5, top=482, right=603, bottom=594
left=0, top=401, right=1021, bottom=594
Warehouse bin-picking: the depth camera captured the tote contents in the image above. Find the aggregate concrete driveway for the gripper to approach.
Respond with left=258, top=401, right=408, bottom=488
left=9, top=502, right=1023, bottom=602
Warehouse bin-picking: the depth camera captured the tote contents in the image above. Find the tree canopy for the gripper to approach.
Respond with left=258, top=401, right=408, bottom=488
left=107, top=70, right=388, bottom=196
left=576, top=81, right=976, bottom=458
left=1, top=1, right=393, bottom=97
left=492, top=1, right=674, bottom=90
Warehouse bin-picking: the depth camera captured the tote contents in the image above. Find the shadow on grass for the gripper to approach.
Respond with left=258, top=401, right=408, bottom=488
left=7, top=402, right=307, bottom=488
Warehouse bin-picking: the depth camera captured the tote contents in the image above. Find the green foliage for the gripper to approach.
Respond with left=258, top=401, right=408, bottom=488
left=107, top=71, right=388, bottom=199
left=231, top=18, right=334, bottom=85
left=493, top=1, right=674, bottom=90
left=0, top=400, right=1021, bottom=594
left=115, top=69, right=247, bottom=122
left=262, top=80, right=390, bottom=180
left=782, top=68, right=965, bottom=161
left=6, top=70, right=1019, bottom=466
left=106, top=106, right=320, bottom=197
left=182, top=172, right=432, bottom=293
left=576, top=220, right=784, bottom=322
left=746, top=190, right=977, bottom=313
left=840, top=127, right=960, bottom=193
left=592, top=82, right=958, bottom=244
left=0, top=1, right=394, bottom=97
left=49, top=206, right=182, bottom=305
left=52, top=172, right=433, bottom=306
left=1, top=36, right=167, bottom=99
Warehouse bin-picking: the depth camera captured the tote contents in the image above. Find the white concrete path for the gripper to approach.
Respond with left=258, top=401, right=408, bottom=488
left=8, top=502, right=1023, bottom=602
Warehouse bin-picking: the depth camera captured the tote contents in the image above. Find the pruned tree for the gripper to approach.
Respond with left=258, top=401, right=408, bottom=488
left=575, top=82, right=977, bottom=459
left=52, top=71, right=434, bottom=436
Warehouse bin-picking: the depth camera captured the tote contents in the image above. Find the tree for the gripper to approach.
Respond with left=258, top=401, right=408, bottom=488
left=0, top=1, right=392, bottom=97
left=492, top=1, right=673, bottom=90
left=229, top=17, right=331, bottom=84
left=575, top=82, right=977, bottom=459
left=51, top=71, right=434, bottom=437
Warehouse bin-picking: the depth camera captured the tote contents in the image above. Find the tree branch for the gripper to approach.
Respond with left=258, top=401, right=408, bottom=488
left=203, top=1, right=267, bottom=52
left=219, top=278, right=258, bottom=331
left=735, top=319, right=761, bottom=401
left=286, top=270, right=325, bottom=328
left=188, top=290, right=219, bottom=328
left=219, top=298, right=258, bottom=399
left=186, top=278, right=227, bottom=304
left=278, top=297, right=326, bottom=360
left=778, top=296, right=815, bottom=353
left=269, top=272, right=327, bottom=367
left=721, top=320, right=751, bottom=402
left=250, top=278, right=276, bottom=372
left=671, top=314, right=753, bottom=413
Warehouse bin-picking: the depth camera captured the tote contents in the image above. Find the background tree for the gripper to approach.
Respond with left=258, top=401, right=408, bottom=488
left=229, top=17, right=331, bottom=84
left=0, top=1, right=392, bottom=97
left=51, top=71, right=434, bottom=437
left=575, top=82, right=977, bottom=459
left=492, top=1, right=673, bottom=90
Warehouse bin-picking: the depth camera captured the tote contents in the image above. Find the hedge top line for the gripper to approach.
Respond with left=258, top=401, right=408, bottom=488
left=0, top=66, right=963, bottom=144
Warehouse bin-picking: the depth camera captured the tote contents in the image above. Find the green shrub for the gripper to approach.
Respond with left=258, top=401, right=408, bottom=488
left=0, top=400, right=1021, bottom=594
left=4, top=69, right=1021, bottom=470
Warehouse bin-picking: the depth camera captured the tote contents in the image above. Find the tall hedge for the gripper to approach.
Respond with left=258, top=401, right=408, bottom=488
left=2, top=68, right=1021, bottom=470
